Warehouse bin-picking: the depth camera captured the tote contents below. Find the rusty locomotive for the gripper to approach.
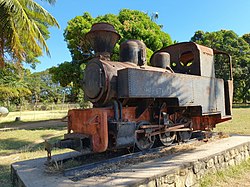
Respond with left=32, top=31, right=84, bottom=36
left=54, top=23, right=233, bottom=153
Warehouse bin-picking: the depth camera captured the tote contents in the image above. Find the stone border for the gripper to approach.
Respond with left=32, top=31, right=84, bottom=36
left=11, top=136, right=250, bottom=187
left=139, top=142, right=250, bottom=187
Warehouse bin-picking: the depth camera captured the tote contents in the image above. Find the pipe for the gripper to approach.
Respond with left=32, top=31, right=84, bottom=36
left=118, top=100, right=123, bottom=121
left=113, top=100, right=119, bottom=121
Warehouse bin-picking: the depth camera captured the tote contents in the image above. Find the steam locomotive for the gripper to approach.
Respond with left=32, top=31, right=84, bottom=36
left=54, top=23, right=233, bottom=153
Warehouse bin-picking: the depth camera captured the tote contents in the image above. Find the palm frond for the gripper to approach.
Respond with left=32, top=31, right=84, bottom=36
left=0, top=0, right=59, bottom=66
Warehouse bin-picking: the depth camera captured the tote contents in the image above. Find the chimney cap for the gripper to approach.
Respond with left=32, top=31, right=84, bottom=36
left=85, top=23, right=121, bottom=58
left=87, top=22, right=121, bottom=38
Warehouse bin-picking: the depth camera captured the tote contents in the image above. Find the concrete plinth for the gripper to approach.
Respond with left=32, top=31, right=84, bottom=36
left=11, top=135, right=250, bottom=187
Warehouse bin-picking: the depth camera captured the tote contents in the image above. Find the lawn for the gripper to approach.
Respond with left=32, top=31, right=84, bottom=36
left=0, top=110, right=68, bottom=123
left=201, top=106, right=250, bottom=186
left=0, top=126, right=71, bottom=187
left=214, top=107, right=250, bottom=135
left=0, top=110, right=70, bottom=187
left=200, top=158, right=250, bottom=187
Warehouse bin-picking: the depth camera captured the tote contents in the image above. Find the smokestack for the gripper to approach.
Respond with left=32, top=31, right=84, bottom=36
left=85, top=23, right=121, bottom=59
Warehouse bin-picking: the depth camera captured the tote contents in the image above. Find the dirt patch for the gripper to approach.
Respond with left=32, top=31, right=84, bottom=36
left=0, top=120, right=67, bottom=131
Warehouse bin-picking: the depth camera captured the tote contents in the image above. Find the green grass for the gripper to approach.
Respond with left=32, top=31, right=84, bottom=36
left=201, top=107, right=250, bottom=186
left=0, top=129, right=65, bottom=155
left=0, top=125, right=70, bottom=187
left=0, top=148, right=72, bottom=187
left=200, top=158, right=250, bottom=187
left=0, top=110, right=68, bottom=123
left=214, top=107, right=250, bottom=135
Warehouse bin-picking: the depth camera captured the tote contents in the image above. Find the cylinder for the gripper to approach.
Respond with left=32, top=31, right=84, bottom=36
left=120, top=40, right=147, bottom=66
left=151, top=52, right=171, bottom=69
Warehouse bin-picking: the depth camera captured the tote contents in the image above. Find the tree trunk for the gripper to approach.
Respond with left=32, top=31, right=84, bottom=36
left=0, top=38, right=5, bottom=68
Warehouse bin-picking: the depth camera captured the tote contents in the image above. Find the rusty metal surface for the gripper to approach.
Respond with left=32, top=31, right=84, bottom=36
left=151, top=52, right=171, bottom=69
left=84, top=60, right=105, bottom=100
left=67, top=107, right=137, bottom=152
left=88, top=22, right=120, bottom=34
left=224, top=80, right=233, bottom=116
left=120, top=40, right=147, bottom=65
left=150, top=42, right=216, bottom=77
left=83, top=58, right=138, bottom=104
left=118, top=68, right=226, bottom=117
left=109, top=121, right=136, bottom=148
left=68, top=108, right=109, bottom=152
left=85, top=23, right=121, bottom=56
left=83, top=58, right=173, bottom=104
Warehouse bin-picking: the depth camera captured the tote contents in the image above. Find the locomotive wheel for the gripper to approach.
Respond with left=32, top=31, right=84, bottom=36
left=135, top=121, right=155, bottom=151
left=159, top=120, right=176, bottom=146
left=159, top=132, right=176, bottom=146
left=177, top=116, right=192, bottom=142
left=178, top=131, right=192, bottom=142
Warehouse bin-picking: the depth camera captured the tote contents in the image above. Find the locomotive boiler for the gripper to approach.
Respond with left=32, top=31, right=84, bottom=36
left=54, top=23, right=233, bottom=153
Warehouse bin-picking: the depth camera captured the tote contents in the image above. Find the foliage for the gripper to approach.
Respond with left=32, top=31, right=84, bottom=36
left=26, top=69, right=67, bottom=104
left=51, top=9, right=172, bottom=103
left=0, top=63, right=31, bottom=105
left=49, top=61, right=86, bottom=103
left=0, top=63, right=67, bottom=109
left=0, top=0, right=59, bottom=68
left=191, top=30, right=250, bottom=103
left=242, top=33, right=250, bottom=45
left=64, top=10, right=172, bottom=62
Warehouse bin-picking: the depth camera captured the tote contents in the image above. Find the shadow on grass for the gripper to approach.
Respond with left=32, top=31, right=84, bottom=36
left=0, top=164, right=11, bottom=187
left=0, top=138, right=32, bottom=156
left=233, top=104, right=250, bottom=108
left=0, top=132, right=64, bottom=156
left=31, top=135, right=64, bottom=151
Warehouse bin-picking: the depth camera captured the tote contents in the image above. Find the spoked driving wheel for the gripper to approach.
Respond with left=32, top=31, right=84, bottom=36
left=159, top=120, right=176, bottom=146
left=159, top=132, right=176, bottom=146
left=177, top=117, right=193, bottom=142
left=135, top=121, right=155, bottom=151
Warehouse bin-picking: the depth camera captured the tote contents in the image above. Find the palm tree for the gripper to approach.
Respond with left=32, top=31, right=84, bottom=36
left=0, top=0, right=59, bottom=68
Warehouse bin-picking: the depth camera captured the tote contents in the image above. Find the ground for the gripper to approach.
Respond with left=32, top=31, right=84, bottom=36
left=0, top=119, right=66, bottom=130
left=0, top=115, right=70, bottom=187
left=220, top=172, right=250, bottom=187
left=0, top=107, right=249, bottom=187
left=201, top=158, right=250, bottom=187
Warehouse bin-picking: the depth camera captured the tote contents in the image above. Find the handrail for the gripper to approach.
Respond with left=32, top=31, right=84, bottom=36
left=213, top=49, right=233, bottom=80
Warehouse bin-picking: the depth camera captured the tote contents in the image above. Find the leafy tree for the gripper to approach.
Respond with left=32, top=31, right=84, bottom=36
left=0, top=63, right=31, bottom=106
left=0, top=62, right=68, bottom=109
left=0, top=0, right=59, bottom=68
left=49, top=61, right=85, bottom=102
left=27, top=70, right=67, bottom=104
left=242, top=33, right=250, bottom=45
left=191, top=30, right=250, bottom=103
left=51, top=9, right=172, bottom=103
left=64, top=10, right=172, bottom=62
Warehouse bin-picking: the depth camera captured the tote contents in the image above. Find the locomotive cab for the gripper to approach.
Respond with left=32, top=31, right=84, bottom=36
left=150, top=42, right=233, bottom=117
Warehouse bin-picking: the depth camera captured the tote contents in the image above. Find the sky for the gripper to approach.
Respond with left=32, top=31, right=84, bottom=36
left=28, top=0, right=250, bottom=72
